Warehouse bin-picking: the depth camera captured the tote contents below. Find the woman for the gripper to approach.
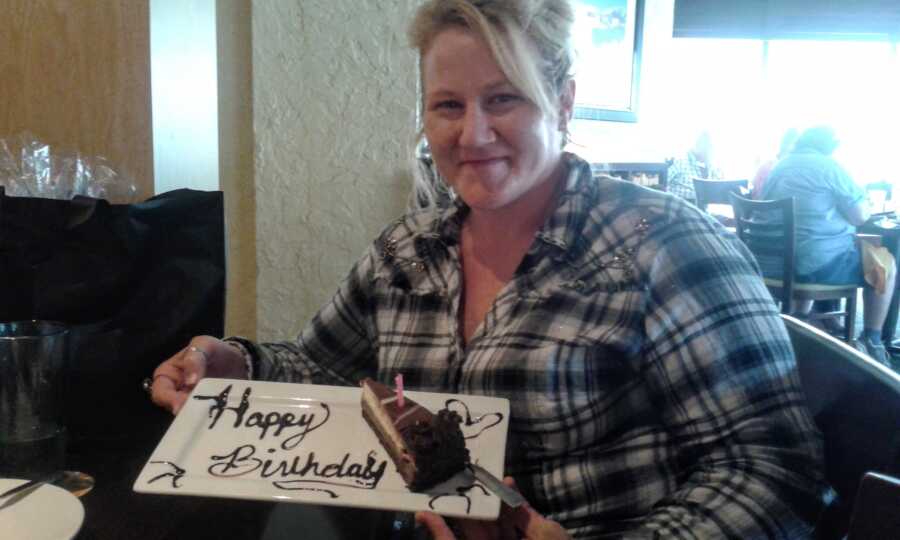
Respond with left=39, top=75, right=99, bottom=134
left=151, top=1, right=827, bottom=537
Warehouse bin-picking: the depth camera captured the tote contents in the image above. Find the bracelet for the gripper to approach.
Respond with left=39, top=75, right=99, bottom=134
left=224, top=338, right=256, bottom=380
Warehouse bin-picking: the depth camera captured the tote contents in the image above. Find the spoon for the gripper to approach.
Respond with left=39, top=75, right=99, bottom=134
left=0, top=471, right=94, bottom=499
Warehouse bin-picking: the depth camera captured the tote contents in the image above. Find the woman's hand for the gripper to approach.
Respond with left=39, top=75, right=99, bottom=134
left=414, top=478, right=570, bottom=540
left=149, top=336, right=247, bottom=415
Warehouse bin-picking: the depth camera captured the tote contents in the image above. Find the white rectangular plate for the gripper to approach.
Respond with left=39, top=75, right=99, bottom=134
left=134, top=378, right=510, bottom=520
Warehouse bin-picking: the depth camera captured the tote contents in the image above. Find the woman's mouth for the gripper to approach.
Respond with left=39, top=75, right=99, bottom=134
left=460, top=156, right=506, bottom=167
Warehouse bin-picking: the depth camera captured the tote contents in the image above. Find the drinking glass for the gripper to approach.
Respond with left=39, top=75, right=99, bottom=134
left=0, top=320, right=69, bottom=479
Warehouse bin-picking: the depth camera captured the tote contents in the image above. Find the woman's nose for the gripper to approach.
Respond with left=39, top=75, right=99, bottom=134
left=459, top=106, right=496, bottom=147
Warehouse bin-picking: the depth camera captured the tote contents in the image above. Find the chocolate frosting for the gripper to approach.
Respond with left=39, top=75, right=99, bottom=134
left=402, top=409, right=470, bottom=491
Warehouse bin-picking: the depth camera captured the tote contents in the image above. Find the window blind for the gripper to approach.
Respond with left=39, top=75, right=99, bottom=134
left=673, top=0, right=900, bottom=41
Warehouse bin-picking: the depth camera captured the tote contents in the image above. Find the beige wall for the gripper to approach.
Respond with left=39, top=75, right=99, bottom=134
left=217, top=1, right=256, bottom=340
left=253, top=0, right=420, bottom=340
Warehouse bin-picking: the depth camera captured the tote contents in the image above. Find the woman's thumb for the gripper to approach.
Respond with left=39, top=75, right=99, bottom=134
left=415, top=511, right=457, bottom=540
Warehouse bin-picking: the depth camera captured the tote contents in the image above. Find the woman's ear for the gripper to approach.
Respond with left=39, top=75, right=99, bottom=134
left=558, top=78, right=576, bottom=130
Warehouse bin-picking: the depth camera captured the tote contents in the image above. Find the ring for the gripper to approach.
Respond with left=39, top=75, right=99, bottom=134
left=188, top=345, right=210, bottom=362
left=142, top=374, right=179, bottom=394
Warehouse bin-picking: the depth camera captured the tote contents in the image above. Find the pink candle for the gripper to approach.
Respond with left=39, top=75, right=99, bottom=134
left=395, top=373, right=405, bottom=409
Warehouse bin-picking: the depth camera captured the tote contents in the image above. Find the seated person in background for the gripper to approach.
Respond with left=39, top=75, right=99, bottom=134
left=666, top=130, right=721, bottom=205
left=752, top=128, right=799, bottom=199
left=761, top=125, right=896, bottom=365
left=150, top=1, right=827, bottom=537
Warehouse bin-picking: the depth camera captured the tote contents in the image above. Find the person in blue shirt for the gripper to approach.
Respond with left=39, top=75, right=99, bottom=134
left=761, top=126, right=895, bottom=365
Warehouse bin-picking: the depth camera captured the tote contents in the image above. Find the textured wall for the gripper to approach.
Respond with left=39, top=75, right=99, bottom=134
left=253, top=0, right=420, bottom=340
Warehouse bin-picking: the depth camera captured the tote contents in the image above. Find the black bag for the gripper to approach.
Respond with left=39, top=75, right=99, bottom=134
left=0, top=188, right=226, bottom=447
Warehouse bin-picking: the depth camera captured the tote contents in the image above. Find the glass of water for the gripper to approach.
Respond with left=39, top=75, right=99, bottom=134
left=0, top=321, right=69, bottom=479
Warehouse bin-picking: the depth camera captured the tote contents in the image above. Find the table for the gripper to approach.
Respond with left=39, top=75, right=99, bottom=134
left=591, top=162, right=670, bottom=191
left=63, top=406, right=410, bottom=540
left=859, top=217, right=900, bottom=350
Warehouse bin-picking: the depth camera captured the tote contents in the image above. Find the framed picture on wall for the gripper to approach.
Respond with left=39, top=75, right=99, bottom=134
left=571, top=0, right=644, bottom=123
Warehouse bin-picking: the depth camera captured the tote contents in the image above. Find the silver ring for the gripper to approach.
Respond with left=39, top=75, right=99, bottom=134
left=188, top=345, right=210, bottom=362
left=142, top=374, right=179, bottom=394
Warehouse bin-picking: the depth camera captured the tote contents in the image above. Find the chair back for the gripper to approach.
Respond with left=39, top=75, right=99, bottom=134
left=730, top=193, right=797, bottom=312
left=846, top=472, right=900, bottom=539
left=0, top=189, right=226, bottom=448
left=693, top=178, right=749, bottom=211
left=782, top=314, right=900, bottom=538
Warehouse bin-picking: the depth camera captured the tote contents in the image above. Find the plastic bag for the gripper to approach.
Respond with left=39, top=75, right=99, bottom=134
left=0, top=132, right=138, bottom=202
left=862, top=240, right=895, bottom=295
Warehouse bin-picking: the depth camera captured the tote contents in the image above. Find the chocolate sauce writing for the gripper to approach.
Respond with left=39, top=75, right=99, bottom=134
left=444, top=399, right=504, bottom=439
left=208, top=444, right=387, bottom=491
left=428, top=483, right=490, bottom=515
left=193, top=385, right=330, bottom=450
left=191, top=384, right=389, bottom=494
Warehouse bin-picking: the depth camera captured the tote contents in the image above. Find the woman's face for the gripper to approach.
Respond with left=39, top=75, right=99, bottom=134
left=422, top=27, right=572, bottom=214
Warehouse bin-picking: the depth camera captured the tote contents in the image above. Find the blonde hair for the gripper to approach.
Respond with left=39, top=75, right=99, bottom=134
left=408, top=0, right=576, bottom=208
left=410, top=0, right=574, bottom=117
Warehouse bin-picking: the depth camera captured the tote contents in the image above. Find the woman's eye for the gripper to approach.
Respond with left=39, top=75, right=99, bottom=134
left=490, top=93, right=521, bottom=105
left=432, top=100, right=462, bottom=111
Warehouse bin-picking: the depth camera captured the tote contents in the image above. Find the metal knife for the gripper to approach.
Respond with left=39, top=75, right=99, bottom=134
left=470, top=464, right=526, bottom=508
left=0, top=471, right=63, bottom=499
left=0, top=470, right=94, bottom=499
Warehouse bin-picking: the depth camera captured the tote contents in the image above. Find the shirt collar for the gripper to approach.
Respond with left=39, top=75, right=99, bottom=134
left=535, top=153, right=595, bottom=255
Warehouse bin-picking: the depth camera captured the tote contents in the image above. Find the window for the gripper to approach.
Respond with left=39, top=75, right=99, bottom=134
left=765, top=40, right=899, bottom=184
left=646, top=37, right=900, bottom=184
left=655, top=38, right=765, bottom=177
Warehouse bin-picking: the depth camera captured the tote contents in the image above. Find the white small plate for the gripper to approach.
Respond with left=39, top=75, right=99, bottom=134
left=134, top=378, right=510, bottom=520
left=0, top=479, right=84, bottom=540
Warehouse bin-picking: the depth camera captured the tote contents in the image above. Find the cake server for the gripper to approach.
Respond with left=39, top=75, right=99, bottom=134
left=470, top=464, right=526, bottom=508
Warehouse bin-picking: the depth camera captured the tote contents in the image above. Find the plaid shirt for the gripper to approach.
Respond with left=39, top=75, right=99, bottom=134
left=244, top=154, right=826, bottom=538
left=667, top=152, right=720, bottom=204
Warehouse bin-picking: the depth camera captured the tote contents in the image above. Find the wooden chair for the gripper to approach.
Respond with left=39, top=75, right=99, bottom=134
left=692, top=178, right=748, bottom=212
left=782, top=315, right=900, bottom=539
left=730, top=193, right=860, bottom=342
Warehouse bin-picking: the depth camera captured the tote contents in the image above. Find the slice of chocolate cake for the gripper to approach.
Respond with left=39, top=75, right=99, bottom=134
left=360, top=377, right=469, bottom=491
